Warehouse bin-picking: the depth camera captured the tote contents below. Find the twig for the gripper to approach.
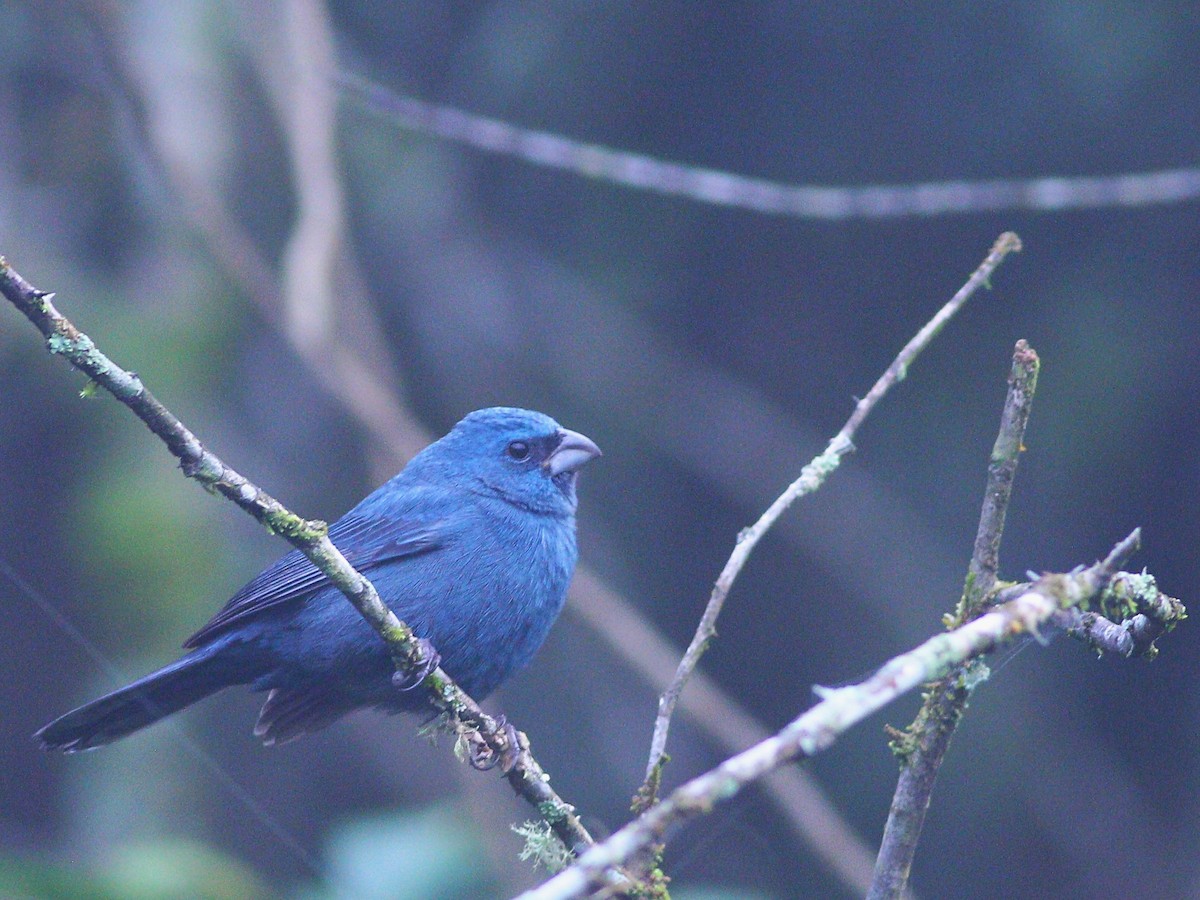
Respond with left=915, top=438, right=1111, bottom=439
left=869, top=340, right=1039, bottom=899
left=1054, top=570, right=1185, bottom=659
left=519, top=531, right=1147, bottom=900
left=338, top=74, right=1200, bottom=220
left=963, top=340, right=1040, bottom=606
left=641, top=232, right=1023, bottom=793
left=0, top=258, right=594, bottom=856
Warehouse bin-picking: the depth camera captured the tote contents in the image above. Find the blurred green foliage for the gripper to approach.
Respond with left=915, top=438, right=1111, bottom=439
left=301, top=805, right=497, bottom=900
left=0, top=839, right=273, bottom=900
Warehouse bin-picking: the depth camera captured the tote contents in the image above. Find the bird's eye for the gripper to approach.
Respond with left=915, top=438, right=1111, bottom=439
left=506, top=440, right=531, bottom=460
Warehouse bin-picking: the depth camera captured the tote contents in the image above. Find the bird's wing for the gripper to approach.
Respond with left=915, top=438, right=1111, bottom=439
left=182, top=513, right=445, bottom=648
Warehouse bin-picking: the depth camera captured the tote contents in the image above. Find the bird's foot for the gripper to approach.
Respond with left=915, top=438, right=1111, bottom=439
left=391, top=637, right=441, bottom=692
left=467, top=715, right=522, bottom=773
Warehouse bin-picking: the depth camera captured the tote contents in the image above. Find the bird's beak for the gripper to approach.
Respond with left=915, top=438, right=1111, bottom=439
left=544, top=428, right=602, bottom=476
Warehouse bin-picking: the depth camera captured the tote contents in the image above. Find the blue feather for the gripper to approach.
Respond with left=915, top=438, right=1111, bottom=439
left=36, top=407, right=600, bottom=750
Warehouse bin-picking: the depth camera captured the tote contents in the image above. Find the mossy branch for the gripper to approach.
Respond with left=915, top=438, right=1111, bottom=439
left=868, top=340, right=1039, bottom=898
left=870, top=340, right=1040, bottom=898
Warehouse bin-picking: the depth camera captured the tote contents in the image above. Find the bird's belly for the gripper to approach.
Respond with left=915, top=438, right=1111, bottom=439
left=254, top=550, right=571, bottom=705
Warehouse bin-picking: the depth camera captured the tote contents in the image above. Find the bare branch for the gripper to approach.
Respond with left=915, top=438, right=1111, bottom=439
left=641, top=232, right=1023, bottom=794
left=273, top=0, right=345, bottom=350
left=520, top=531, right=1151, bottom=900
left=339, top=74, right=1200, bottom=220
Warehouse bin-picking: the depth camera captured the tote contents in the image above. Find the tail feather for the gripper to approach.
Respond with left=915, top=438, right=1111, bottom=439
left=36, top=645, right=243, bottom=752
left=253, top=685, right=352, bottom=747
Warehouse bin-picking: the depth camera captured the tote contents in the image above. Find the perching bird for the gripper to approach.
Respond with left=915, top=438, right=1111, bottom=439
left=36, top=407, right=600, bottom=752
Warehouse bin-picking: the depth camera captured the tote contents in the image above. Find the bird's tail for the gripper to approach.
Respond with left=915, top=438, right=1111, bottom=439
left=35, top=643, right=246, bottom=752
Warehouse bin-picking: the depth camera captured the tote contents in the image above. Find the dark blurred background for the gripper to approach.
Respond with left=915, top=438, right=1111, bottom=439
left=2, top=2, right=1198, bottom=898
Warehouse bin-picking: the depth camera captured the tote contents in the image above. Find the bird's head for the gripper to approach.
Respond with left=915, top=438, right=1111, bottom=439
left=416, top=407, right=601, bottom=515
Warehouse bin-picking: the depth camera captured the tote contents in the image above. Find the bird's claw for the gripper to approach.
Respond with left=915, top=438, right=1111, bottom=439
left=467, top=716, right=522, bottom=773
left=391, top=637, right=441, bottom=692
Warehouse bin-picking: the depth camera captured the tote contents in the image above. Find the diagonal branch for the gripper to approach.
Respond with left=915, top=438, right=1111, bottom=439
left=0, top=257, right=594, bottom=856
left=522, top=530, right=1163, bottom=899
left=869, top=339, right=1040, bottom=900
left=641, top=231, right=1023, bottom=795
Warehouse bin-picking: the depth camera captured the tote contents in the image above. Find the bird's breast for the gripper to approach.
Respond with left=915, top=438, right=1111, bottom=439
left=417, top=510, right=576, bottom=697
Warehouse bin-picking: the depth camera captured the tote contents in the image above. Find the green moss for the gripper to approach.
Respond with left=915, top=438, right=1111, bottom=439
left=537, top=800, right=571, bottom=825
left=628, top=845, right=671, bottom=899
left=512, top=820, right=573, bottom=872
left=946, top=572, right=978, bottom=628
left=46, top=331, right=75, bottom=355
left=632, top=754, right=670, bottom=814
left=262, top=510, right=325, bottom=541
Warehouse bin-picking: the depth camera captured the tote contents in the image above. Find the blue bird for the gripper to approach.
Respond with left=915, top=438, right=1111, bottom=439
left=36, top=408, right=600, bottom=751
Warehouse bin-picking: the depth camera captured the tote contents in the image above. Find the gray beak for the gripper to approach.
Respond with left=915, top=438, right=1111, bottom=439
left=544, top=428, right=602, bottom=476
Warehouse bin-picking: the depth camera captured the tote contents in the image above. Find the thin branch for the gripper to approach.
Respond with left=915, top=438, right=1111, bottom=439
left=0, top=258, right=594, bottom=856
left=338, top=74, right=1200, bottom=220
left=519, top=531, right=1150, bottom=900
left=869, top=339, right=1040, bottom=900
left=641, top=232, right=1023, bottom=793
left=963, top=340, right=1040, bottom=605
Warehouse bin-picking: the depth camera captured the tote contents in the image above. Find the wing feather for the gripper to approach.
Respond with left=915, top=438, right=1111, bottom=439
left=182, top=514, right=443, bottom=648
